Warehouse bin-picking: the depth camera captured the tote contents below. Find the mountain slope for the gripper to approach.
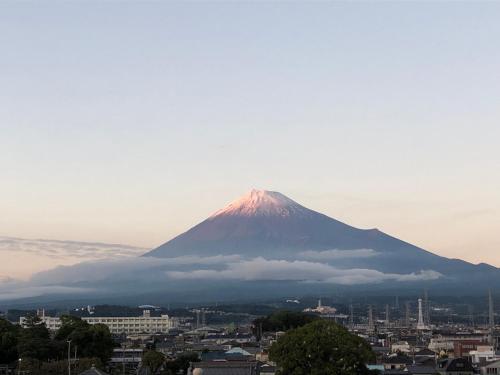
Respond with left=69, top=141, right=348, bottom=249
left=147, top=189, right=368, bottom=258
left=145, top=190, right=497, bottom=278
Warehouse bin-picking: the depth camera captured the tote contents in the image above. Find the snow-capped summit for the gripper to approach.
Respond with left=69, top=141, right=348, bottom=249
left=209, top=189, right=308, bottom=218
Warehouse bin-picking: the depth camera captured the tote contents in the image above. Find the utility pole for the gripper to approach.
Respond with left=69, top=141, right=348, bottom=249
left=122, top=344, right=125, bottom=375
left=67, top=340, right=71, bottom=375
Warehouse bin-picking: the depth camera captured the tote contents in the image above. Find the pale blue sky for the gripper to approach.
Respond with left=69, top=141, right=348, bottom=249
left=1, top=2, right=499, bottom=267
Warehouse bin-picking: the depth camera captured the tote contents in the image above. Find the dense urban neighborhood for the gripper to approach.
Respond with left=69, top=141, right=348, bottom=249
left=1, top=292, right=498, bottom=375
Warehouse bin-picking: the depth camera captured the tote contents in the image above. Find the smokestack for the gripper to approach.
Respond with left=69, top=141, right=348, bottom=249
left=385, top=304, right=390, bottom=327
left=468, top=305, right=475, bottom=327
left=417, top=298, right=425, bottom=330
left=368, top=305, right=374, bottom=332
left=489, top=290, right=495, bottom=330
left=349, top=304, right=354, bottom=329
left=424, top=290, right=430, bottom=325
left=405, top=301, right=410, bottom=328
left=488, top=290, right=495, bottom=345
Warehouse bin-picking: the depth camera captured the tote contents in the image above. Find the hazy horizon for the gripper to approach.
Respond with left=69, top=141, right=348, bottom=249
left=2, top=2, right=500, bottom=279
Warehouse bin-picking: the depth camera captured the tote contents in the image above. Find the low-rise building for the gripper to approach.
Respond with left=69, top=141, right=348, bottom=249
left=382, top=354, right=413, bottom=371
left=437, top=358, right=474, bottom=375
left=391, top=341, right=411, bottom=354
left=469, top=345, right=500, bottom=365
left=109, top=348, right=143, bottom=366
left=480, top=359, right=500, bottom=375
left=188, top=361, right=259, bottom=375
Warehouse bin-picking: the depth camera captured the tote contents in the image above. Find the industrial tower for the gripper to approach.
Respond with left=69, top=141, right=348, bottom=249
left=417, top=298, right=426, bottom=330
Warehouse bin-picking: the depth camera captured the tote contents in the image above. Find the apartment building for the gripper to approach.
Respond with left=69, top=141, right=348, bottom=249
left=20, top=309, right=174, bottom=334
left=82, top=310, right=174, bottom=334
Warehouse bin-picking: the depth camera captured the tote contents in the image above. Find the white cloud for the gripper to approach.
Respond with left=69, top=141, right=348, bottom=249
left=0, top=254, right=442, bottom=301
left=31, top=254, right=242, bottom=285
left=166, top=257, right=442, bottom=285
left=0, top=276, right=93, bottom=300
left=0, top=236, right=146, bottom=280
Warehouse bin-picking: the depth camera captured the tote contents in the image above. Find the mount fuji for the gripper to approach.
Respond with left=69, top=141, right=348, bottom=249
left=2, top=190, right=498, bottom=306
left=145, top=189, right=497, bottom=283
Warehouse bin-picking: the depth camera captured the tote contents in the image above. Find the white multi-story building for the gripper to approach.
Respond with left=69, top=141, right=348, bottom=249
left=82, top=310, right=174, bottom=334
left=19, top=309, right=62, bottom=331
left=20, top=310, right=175, bottom=334
left=19, top=315, right=63, bottom=331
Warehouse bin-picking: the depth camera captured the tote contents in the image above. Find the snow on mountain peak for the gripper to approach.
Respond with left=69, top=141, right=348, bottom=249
left=209, top=189, right=308, bottom=218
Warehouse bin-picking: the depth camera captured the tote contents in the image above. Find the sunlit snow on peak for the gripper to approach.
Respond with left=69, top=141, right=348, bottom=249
left=209, top=189, right=310, bottom=218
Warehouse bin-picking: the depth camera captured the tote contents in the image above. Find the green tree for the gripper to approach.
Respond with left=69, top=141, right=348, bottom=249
left=17, top=313, right=55, bottom=361
left=55, top=315, right=89, bottom=340
left=253, top=311, right=319, bottom=338
left=162, top=352, right=199, bottom=375
left=0, top=318, right=20, bottom=364
left=269, top=320, right=375, bottom=375
left=142, top=350, right=165, bottom=374
left=55, top=315, right=114, bottom=364
left=87, top=324, right=114, bottom=363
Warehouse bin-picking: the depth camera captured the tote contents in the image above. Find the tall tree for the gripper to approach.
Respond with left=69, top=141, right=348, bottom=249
left=253, top=310, right=319, bottom=336
left=163, top=352, right=199, bottom=375
left=142, top=350, right=165, bottom=374
left=16, top=314, right=55, bottom=361
left=269, top=320, right=375, bottom=375
left=0, top=318, right=19, bottom=363
left=55, top=315, right=114, bottom=364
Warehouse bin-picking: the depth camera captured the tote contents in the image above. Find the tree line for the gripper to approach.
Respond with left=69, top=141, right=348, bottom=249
left=0, top=313, right=113, bottom=373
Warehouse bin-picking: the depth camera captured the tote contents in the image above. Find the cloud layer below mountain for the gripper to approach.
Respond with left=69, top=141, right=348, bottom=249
left=166, top=257, right=442, bottom=284
left=0, top=252, right=442, bottom=301
left=0, top=236, right=146, bottom=280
